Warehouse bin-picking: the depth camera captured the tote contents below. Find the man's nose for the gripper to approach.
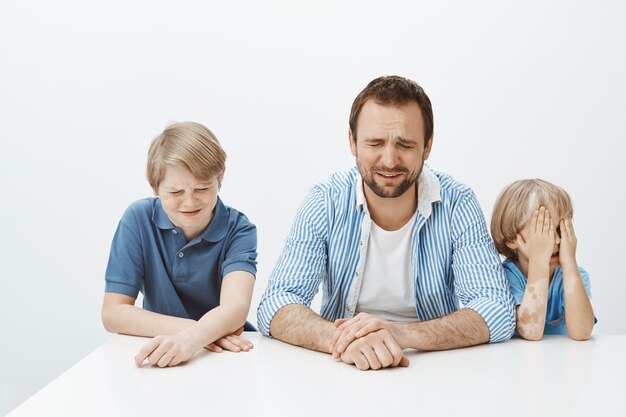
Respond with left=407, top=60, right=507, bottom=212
left=380, top=143, right=399, bottom=167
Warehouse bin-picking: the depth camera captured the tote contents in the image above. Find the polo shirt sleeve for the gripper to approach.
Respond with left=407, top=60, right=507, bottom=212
left=503, top=261, right=527, bottom=307
left=451, top=191, right=516, bottom=343
left=257, top=186, right=328, bottom=336
left=104, top=205, right=145, bottom=299
left=221, top=213, right=258, bottom=278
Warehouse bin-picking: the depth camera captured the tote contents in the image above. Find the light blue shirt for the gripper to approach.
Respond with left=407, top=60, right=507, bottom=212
left=257, top=166, right=516, bottom=342
left=105, top=197, right=257, bottom=322
left=503, top=259, right=596, bottom=335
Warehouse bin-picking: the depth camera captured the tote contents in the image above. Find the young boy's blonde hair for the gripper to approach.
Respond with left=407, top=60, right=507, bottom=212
left=146, top=122, right=226, bottom=192
left=491, top=179, right=573, bottom=261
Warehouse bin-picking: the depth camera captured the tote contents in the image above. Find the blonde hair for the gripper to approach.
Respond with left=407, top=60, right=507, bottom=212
left=491, top=179, right=573, bottom=261
left=146, top=122, right=226, bottom=191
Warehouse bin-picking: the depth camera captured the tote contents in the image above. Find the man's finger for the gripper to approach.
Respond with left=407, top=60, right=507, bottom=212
left=355, top=320, right=382, bottom=338
left=334, top=318, right=348, bottom=327
left=361, top=344, right=382, bottom=370
left=382, top=336, right=404, bottom=367
left=371, top=341, right=394, bottom=368
left=399, top=355, right=410, bottom=367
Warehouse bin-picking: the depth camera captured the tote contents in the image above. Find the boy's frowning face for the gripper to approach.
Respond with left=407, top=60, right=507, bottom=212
left=157, top=163, right=220, bottom=241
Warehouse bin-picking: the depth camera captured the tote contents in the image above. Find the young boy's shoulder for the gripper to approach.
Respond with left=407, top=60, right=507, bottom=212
left=118, top=197, right=159, bottom=226
left=215, top=199, right=257, bottom=242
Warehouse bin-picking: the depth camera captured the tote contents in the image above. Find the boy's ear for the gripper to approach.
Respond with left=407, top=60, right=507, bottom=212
left=505, top=240, right=518, bottom=250
left=217, top=169, right=225, bottom=189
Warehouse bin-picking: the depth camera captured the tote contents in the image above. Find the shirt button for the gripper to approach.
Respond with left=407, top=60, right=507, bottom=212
left=178, top=252, right=184, bottom=258
left=173, top=230, right=178, bottom=234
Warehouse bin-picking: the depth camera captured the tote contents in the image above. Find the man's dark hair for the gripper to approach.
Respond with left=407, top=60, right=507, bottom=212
left=349, top=75, right=434, bottom=145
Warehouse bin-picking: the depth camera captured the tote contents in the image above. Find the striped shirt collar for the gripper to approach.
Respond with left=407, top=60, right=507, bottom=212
left=355, top=165, right=442, bottom=219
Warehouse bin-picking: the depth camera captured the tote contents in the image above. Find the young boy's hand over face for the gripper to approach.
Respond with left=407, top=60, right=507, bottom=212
left=517, top=206, right=555, bottom=266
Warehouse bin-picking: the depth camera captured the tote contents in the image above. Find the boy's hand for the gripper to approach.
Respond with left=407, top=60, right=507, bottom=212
left=559, top=217, right=578, bottom=269
left=518, top=206, right=555, bottom=266
left=134, top=331, right=202, bottom=367
left=205, top=327, right=254, bottom=353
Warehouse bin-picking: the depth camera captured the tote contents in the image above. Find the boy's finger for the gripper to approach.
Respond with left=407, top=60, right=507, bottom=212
left=135, top=338, right=160, bottom=367
left=531, top=210, right=539, bottom=232
left=566, top=217, right=576, bottom=238
left=205, top=343, right=223, bottom=353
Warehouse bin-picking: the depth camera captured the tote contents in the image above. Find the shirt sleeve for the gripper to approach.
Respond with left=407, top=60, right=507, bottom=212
left=451, top=191, right=516, bottom=343
left=104, top=206, right=145, bottom=299
left=221, top=213, right=258, bottom=278
left=257, top=187, right=328, bottom=336
left=503, top=261, right=527, bottom=307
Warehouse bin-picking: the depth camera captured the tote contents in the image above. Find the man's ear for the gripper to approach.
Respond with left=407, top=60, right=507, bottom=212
left=349, top=129, right=357, bottom=157
left=423, top=134, right=434, bottom=160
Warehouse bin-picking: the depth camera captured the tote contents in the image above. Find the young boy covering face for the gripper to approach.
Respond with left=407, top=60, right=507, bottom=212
left=102, top=122, right=257, bottom=367
left=490, top=179, right=596, bottom=341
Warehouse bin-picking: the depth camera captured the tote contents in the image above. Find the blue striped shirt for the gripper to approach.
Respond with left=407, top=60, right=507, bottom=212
left=257, top=166, right=515, bottom=343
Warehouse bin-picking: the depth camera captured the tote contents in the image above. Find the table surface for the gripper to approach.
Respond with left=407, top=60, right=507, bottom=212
left=8, top=333, right=625, bottom=417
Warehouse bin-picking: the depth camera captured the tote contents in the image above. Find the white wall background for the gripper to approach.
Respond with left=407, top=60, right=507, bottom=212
left=1, top=0, right=625, bottom=414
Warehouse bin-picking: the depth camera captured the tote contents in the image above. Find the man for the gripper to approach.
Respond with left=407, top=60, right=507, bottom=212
left=257, top=76, right=515, bottom=370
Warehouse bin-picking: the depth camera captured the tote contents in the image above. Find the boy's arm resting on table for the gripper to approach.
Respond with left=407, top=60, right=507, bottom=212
left=562, top=266, right=595, bottom=340
left=134, top=270, right=255, bottom=367
left=101, top=292, right=196, bottom=336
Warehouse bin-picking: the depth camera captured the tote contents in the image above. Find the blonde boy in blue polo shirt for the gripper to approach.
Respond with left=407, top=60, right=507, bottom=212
left=490, top=179, right=595, bottom=341
left=102, top=122, right=257, bottom=367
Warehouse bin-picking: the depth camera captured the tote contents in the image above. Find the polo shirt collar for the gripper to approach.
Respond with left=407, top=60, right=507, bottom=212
left=153, top=198, right=174, bottom=229
left=200, top=197, right=229, bottom=243
left=355, top=164, right=442, bottom=219
left=152, top=197, right=229, bottom=242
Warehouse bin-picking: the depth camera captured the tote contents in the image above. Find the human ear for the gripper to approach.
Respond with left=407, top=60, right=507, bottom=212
left=349, top=129, right=357, bottom=157
left=423, top=134, right=434, bottom=160
left=217, top=169, right=225, bottom=190
left=505, top=239, right=518, bottom=250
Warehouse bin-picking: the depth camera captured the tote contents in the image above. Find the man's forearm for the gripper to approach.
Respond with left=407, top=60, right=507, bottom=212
left=397, top=308, right=490, bottom=351
left=270, top=304, right=336, bottom=353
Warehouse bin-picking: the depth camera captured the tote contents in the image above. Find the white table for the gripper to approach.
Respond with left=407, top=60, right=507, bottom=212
left=8, top=333, right=625, bottom=417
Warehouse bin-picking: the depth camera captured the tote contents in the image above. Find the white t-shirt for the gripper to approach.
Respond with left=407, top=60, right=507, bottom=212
left=355, top=212, right=418, bottom=322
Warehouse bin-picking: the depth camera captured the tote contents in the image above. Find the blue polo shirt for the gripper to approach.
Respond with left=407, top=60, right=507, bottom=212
left=503, top=259, right=596, bottom=335
left=105, top=197, right=257, bottom=322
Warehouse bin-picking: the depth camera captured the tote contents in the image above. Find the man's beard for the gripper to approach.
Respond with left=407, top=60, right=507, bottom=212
left=357, top=160, right=422, bottom=198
